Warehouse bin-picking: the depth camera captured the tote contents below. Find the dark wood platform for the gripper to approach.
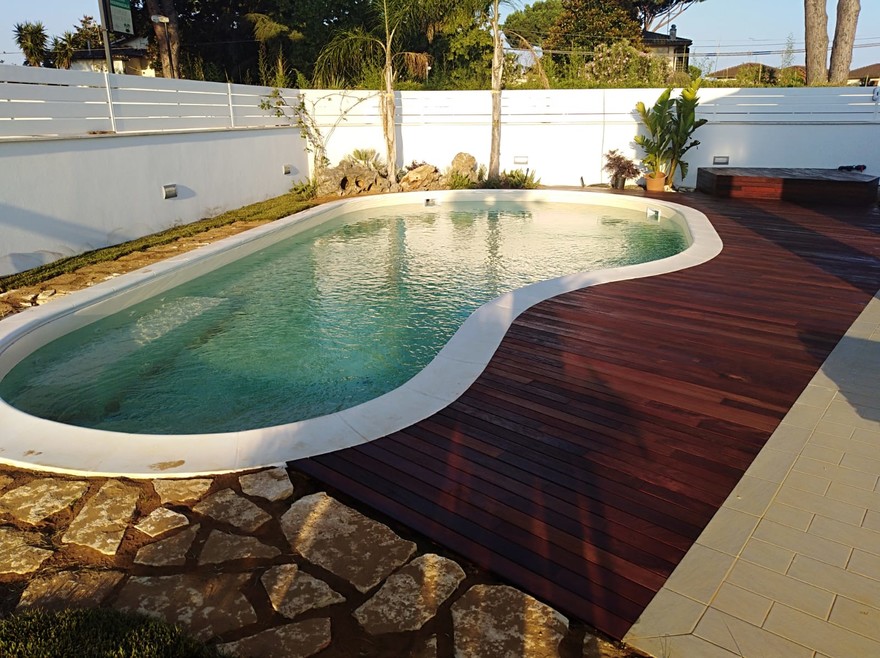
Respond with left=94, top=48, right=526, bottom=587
left=293, top=193, right=880, bottom=640
left=697, top=167, right=879, bottom=204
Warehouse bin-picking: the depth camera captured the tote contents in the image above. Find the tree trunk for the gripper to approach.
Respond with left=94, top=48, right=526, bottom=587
left=488, top=0, right=503, bottom=180
left=804, top=0, right=829, bottom=85
left=829, top=0, right=860, bottom=84
left=146, top=0, right=181, bottom=78
left=382, top=55, right=398, bottom=185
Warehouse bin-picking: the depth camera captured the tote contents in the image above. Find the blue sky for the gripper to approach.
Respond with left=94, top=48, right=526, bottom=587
left=1, top=0, right=878, bottom=71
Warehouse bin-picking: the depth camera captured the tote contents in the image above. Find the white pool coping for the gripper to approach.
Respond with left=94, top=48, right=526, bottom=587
left=0, top=190, right=722, bottom=478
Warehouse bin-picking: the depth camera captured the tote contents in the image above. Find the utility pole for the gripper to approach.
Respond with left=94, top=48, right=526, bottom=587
left=97, top=0, right=114, bottom=73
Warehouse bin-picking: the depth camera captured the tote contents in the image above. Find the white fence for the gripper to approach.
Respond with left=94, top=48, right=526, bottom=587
left=1, top=64, right=879, bottom=276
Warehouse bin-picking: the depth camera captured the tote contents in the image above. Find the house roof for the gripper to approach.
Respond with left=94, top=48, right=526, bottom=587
left=642, top=30, right=692, bottom=47
left=708, top=62, right=774, bottom=79
left=849, top=63, right=880, bottom=79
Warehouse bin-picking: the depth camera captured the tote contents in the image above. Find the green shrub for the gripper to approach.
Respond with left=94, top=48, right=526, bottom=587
left=290, top=177, right=318, bottom=200
left=445, top=171, right=476, bottom=189
left=0, top=607, right=224, bottom=657
left=500, top=168, right=542, bottom=189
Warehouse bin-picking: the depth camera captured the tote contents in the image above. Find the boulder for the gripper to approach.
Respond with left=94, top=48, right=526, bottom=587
left=449, top=152, right=479, bottom=183
left=316, top=162, right=392, bottom=197
left=399, top=164, right=442, bottom=192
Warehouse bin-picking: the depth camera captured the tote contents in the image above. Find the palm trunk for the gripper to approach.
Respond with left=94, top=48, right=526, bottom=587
left=829, top=0, right=860, bottom=85
left=804, top=0, right=829, bottom=85
left=382, top=56, right=398, bottom=185
left=488, top=0, right=503, bottom=180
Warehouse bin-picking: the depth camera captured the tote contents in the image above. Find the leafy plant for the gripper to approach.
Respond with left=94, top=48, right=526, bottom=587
left=634, top=78, right=707, bottom=185
left=291, top=177, right=319, bottom=199
left=342, top=148, right=385, bottom=171
left=445, top=171, right=476, bottom=189
left=603, top=150, right=641, bottom=187
left=483, top=169, right=542, bottom=189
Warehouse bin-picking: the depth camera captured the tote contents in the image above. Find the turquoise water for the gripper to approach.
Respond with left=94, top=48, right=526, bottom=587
left=0, top=201, right=687, bottom=434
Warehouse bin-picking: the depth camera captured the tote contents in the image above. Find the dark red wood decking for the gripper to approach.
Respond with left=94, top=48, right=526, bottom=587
left=697, top=166, right=879, bottom=204
left=294, top=194, right=880, bottom=640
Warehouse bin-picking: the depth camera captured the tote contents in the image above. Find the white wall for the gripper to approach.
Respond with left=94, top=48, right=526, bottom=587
left=1, top=64, right=878, bottom=276
left=0, top=129, right=309, bottom=276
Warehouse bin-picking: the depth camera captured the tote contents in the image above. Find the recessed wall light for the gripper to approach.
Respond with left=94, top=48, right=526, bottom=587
left=162, top=184, right=177, bottom=199
left=713, top=156, right=730, bottom=165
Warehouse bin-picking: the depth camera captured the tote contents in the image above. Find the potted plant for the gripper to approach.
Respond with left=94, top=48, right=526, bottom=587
left=603, top=150, right=641, bottom=189
left=634, top=78, right=707, bottom=192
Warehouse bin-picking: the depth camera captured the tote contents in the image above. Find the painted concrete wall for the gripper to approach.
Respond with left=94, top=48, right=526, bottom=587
left=0, top=129, right=308, bottom=276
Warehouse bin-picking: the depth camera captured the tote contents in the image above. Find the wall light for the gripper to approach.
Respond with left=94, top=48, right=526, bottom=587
left=713, top=156, right=730, bottom=165
left=282, top=164, right=292, bottom=175
left=513, top=155, right=529, bottom=165
left=162, top=184, right=177, bottom=199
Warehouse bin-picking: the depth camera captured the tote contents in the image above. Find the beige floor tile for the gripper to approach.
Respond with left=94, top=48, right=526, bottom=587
left=852, top=427, right=880, bottom=446
left=624, top=589, right=705, bottom=640
left=788, top=555, right=880, bottom=608
left=763, top=502, right=814, bottom=532
left=840, top=451, right=880, bottom=475
left=823, top=399, right=880, bottom=431
left=846, top=550, right=880, bottom=581
left=695, top=608, right=813, bottom=658
left=811, top=419, right=856, bottom=439
left=774, top=486, right=866, bottom=526
left=794, top=457, right=878, bottom=491
left=627, top=634, right=739, bottom=658
left=709, top=582, right=773, bottom=626
left=782, top=404, right=830, bottom=431
left=744, top=448, right=797, bottom=483
left=795, top=385, right=837, bottom=409
left=764, top=603, right=880, bottom=657
left=696, top=507, right=759, bottom=557
left=863, top=510, right=880, bottom=532
left=753, top=518, right=850, bottom=568
left=780, top=471, right=831, bottom=496
left=826, top=481, right=880, bottom=512
left=800, top=444, right=845, bottom=466
left=738, top=538, right=796, bottom=573
left=726, top=560, right=835, bottom=620
left=829, top=597, right=880, bottom=642
left=809, top=431, right=859, bottom=452
left=810, top=516, right=880, bottom=557
left=663, top=544, right=735, bottom=605
left=722, top=475, right=779, bottom=517
left=764, top=424, right=812, bottom=454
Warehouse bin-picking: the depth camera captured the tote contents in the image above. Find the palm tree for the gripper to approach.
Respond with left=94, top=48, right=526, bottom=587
left=315, top=0, right=442, bottom=184
left=488, top=0, right=503, bottom=180
left=13, top=21, right=48, bottom=67
left=51, top=32, right=77, bottom=69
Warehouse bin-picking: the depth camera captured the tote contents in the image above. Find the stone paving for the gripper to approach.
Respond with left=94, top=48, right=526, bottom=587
left=0, top=464, right=634, bottom=657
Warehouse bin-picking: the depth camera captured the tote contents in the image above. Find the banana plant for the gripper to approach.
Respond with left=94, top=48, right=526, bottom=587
left=634, top=87, right=674, bottom=181
left=666, top=78, right=708, bottom=184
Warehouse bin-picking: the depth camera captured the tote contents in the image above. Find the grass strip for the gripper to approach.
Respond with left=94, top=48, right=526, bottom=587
left=0, top=193, right=317, bottom=293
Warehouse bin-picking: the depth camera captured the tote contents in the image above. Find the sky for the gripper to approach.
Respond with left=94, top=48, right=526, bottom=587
left=0, top=0, right=878, bottom=72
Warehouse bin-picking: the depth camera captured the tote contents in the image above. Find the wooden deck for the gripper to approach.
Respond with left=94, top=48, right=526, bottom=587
left=293, top=193, right=880, bottom=640
left=697, top=167, right=879, bottom=204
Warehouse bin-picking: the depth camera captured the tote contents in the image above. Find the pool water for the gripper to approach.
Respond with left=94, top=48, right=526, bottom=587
left=0, top=201, right=686, bottom=434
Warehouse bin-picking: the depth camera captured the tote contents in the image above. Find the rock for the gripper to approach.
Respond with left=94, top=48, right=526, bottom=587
left=218, top=618, right=331, bottom=658
left=136, top=507, right=190, bottom=538
left=0, top=475, right=13, bottom=491
left=192, top=488, right=271, bottom=532
left=317, top=162, right=393, bottom=197
left=449, top=152, right=479, bottom=183
left=34, top=289, right=56, bottom=304
left=411, top=636, right=438, bottom=658
left=354, top=554, right=465, bottom=634
left=134, top=524, right=199, bottom=567
left=0, top=478, right=89, bottom=525
left=261, top=563, right=345, bottom=619
left=452, top=585, right=569, bottom=658
left=280, top=492, right=416, bottom=593
left=0, top=528, right=53, bottom=575
left=115, top=573, right=256, bottom=641
left=62, top=480, right=140, bottom=556
left=153, top=478, right=212, bottom=504
left=17, top=570, right=123, bottom=610
left=198, top=530, right=280, bottom=565
left=399, top=164, right=442, bottom=192
left=240, top=467, right=294, bottom=502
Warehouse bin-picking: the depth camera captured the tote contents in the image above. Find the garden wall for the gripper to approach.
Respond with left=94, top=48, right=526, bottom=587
left=1, top=64, right=878, bottom=275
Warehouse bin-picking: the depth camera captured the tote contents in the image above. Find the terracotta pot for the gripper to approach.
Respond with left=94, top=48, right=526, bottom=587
left=645, top=173, right=666, bottom=192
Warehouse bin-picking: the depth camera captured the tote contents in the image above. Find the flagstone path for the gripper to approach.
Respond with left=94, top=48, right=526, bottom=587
left=0, top=465, right=634, bottom=657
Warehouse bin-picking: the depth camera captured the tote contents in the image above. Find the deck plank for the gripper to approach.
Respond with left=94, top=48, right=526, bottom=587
left=294, top=193, right=880, bottom=639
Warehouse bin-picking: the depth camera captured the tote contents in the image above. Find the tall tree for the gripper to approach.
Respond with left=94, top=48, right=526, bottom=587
left=632, top=0, right=706, bottom=31
left=488, top=0, right=503, bottom=179
left=50, top=32, right=76, bottom=69
left=315, top=0, right=439, bottom=183
left=502, top=0, right=562, bottom=47
left=13, top=21, right=48, bottom=66
left=828, top=0, right=860, bottom=84
left=545, top=0, right=642, bottom=56
left=804, top=0, right=829, bottom=84
left=804, top=0, right=861, bottom=85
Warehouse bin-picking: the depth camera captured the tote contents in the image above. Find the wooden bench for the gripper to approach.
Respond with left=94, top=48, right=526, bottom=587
left=696, top=167, right=879, bottom=205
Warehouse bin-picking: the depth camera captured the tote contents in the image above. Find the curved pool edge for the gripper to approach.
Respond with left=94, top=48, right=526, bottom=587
left=0, top=190, right=722, bottom=478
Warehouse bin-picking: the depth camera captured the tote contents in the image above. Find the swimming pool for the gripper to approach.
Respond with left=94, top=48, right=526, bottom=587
left=0, top=190, right=722, bottom=477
